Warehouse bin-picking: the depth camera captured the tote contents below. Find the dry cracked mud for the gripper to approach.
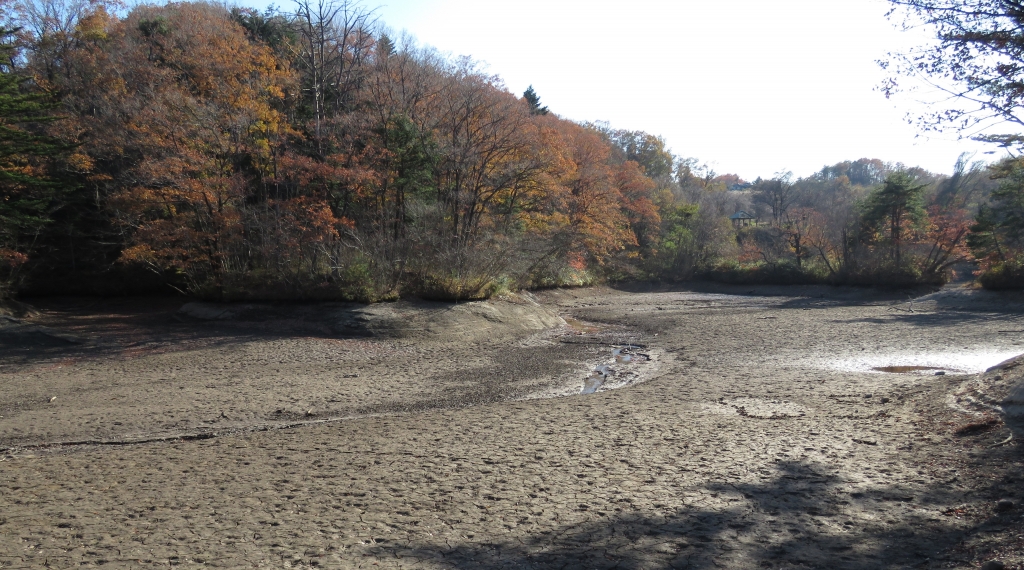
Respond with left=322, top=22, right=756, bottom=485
left=2, top=284, right=1024, bottom=569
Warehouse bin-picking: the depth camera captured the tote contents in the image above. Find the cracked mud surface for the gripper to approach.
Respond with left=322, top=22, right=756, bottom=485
left=3, top=284, right=1024, bottom=568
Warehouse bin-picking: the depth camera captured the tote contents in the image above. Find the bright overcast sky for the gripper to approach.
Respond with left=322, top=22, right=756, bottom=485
left=249, top=0, right=1005, bottom=180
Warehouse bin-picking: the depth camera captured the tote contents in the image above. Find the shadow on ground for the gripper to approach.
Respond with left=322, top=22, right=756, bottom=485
left=368, top=451, right=1024, bottom=569
left=0, top=294, right=566, bottom=372
left=0, top=297, right=435, bottom=369
left=835, top=310, right=1024, bottom=330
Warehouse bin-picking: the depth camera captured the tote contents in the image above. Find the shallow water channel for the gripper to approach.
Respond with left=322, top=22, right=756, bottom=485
left=828, top=350, right=1021, bottom=375
left=580, top=345, right=648, bottom=394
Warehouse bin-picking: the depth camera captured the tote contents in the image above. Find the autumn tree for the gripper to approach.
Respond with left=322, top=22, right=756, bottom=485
left=328, top=51, right=553, bottom=299
left=336, top=38, right=447, bottom=297
left=604, top=128, right=674, bottom=179
left=797, top=175, right=860, bottom=279
left=530, top=119, right=635, bottom=276
left=415, top=62, right=545, bottom=297
left=779, top=208, right=815, bottom=269
left=292, top=0, right=376, bottom=156
left=918, top=204, right=972, bottom=279
left=5, top=0, right=963, bottom=297
left=657, top=166, right=740, bottom=277
left=39, top=3, right=302, bottom=296
left=753, top=172, right=795, bottom=226
left=814, top=158, right=889, bottom=187
left=613, top=159, right=660, bottom=254
left=902, top=154, right=982, bottom=281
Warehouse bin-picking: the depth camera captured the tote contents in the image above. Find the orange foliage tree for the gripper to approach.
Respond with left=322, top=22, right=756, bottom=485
left=42, top=3, right=347, bottom=296
left=539, top=120, right=634, bottom=271
left=0, top=1, right=680, bottom=298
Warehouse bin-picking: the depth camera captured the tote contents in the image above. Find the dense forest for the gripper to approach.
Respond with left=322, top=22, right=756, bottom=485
left=1, top=0, right=1022, bottom=301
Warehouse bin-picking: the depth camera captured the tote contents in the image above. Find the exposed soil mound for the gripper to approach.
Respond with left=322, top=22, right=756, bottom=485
left=0, top=298, right=37, bottom=319
left=910, top=286, right=1024, bottom=313
left=0, top=299, right=84, bottom=347
left=179, top=292, right=565, bottom=341
left=951, top=354, right=1024, bottom=438
left=0, top=315, right=83, bottom=348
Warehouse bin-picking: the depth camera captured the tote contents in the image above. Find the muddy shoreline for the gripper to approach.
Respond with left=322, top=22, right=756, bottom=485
left=2, top=284, right=1024, bottom=568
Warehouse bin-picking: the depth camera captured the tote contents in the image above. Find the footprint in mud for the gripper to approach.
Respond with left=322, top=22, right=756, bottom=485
left=700, top=397, right=807, bottom=419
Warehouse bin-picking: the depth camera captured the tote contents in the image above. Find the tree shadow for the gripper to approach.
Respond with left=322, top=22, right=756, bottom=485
left=834, top=309, right=1024, bottom=330
left=0, top=296, right=388, bottom=369
left=366, top=453, right=1023, bottom=569
left=611, top=280, right=934, bottom=305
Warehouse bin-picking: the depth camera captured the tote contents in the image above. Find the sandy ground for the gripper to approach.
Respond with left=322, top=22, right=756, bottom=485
left=2, top=284, right=1024, bottom=569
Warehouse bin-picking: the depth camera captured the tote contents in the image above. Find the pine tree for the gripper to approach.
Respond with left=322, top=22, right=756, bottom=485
left=860, top=171, right=927, bottom=268
left=376, top=34, right=394, bottom=59
left=523, top=85, right=549, bottom=115
left=0, top=28, right=72, bottom=296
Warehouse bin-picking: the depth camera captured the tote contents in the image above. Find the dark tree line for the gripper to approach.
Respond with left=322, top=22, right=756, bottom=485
left=1, top=0, right=1022, bottom=301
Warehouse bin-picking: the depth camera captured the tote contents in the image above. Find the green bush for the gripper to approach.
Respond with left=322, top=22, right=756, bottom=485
left=979, top=261, right=1024, bottom=290
left=414, top=272, right=497, bottom=301
left=840, top=258, right=945, bottom=288
left=703, top=260, right=826, bottom=286
left=188, top=258, right=393, bottom=303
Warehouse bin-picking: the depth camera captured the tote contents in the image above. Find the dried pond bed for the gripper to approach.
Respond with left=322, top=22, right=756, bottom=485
left=2, top=284, right=1024, bottom=569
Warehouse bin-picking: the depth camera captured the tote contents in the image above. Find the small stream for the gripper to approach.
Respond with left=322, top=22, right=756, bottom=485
left=580, top=345, right=648, bottom=394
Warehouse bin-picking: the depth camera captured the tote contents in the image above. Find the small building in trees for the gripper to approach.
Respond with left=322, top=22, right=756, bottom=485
left=729, top=211, right=757, bottom=227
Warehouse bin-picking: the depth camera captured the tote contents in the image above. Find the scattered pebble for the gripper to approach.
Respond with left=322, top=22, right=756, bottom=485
left=996, top=499, right=1015, bottom=512
left=980, top=561, right=1005, bottom=570
left=48, top=396, right=56, bottom=403
left=935, top=370, right=946, bottom=376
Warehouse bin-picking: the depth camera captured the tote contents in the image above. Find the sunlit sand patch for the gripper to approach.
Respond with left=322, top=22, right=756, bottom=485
left=826, top=350, right=1022, bottom=375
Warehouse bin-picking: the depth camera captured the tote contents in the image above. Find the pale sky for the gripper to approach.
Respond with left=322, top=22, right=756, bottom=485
left=251, top=0, right=1005, bottom=180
